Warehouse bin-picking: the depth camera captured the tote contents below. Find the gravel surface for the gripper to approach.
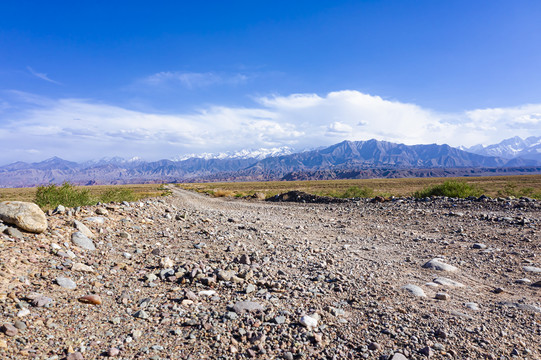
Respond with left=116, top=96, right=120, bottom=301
left=0, top=187, right=540, bottom=359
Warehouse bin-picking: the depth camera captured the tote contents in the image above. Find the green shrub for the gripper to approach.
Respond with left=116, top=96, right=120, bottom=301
left=35, top=182, right=95, bottom=209
left=413, top=180, right=483, bottom=198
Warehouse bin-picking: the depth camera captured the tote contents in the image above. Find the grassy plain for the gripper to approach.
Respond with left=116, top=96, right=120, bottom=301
left=0, top=183, right=170, bottom=205
left=177, top=174, right=541, bottom=199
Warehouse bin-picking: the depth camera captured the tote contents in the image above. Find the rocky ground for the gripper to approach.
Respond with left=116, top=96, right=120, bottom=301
left=0, top=187, right=540, bottom=360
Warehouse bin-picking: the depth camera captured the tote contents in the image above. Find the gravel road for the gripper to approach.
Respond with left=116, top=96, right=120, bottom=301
left=0, top=187, right=539, bottom=359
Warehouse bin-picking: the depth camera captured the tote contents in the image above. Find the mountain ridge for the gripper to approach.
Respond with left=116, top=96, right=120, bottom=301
left=1, top=138, right=540, bottom=187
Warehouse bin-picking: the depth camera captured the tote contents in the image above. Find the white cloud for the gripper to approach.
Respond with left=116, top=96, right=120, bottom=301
left=0, top=90, right=540, bottom=164
left=27, top=66, right=61, bottom=85
left=142, top=71, right=248, bottom=89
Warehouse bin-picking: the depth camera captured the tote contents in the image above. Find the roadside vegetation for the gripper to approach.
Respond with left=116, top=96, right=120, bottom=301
left=177, top=174, right=541, bottom=200
left=0, top=182, right=171, bottom=210
left=412, top=180, right=483, bottom=198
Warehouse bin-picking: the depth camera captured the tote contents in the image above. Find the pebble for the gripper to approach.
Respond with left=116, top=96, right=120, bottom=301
left=231, top=301, right=265, bottom=314
left=391, top=354, right=409, bottom=360
left=465, top=302, right=480, bottom=311
left=72, top=220, right=94, bottom=238
left=1, top=323, right=18, bottom=336
left=17, top=308, right=31, bottom=317
left=14, top=320, right=26, bottom=330
left=56, top=276, right=77, bottom=290
left=422, top=258, right=458, bottom=272
left=472, top=243, right=487, bottom=249
left=515, top=278, right=531, bottom=284
left=523, top=266, right=541, bottom=273
left=435, top=292, right=449, bottom=300
left=245, top=284, right=256, bottom=294
left=274, top=315, right=286, bottom=324
left=299, top=315, right=318, bottom=329
left=107, top=347, right=120, bottom=356
left=432, top=277, right=464, bottom=287
left=78, top=294, right=102, bottom=305
left=72, top=262, right=96, bottom=273
left=133, top=310, right=149, bottom=319
left=401, top=284, right=427, bottom=297
left=66, top=352, right=84, bottom=360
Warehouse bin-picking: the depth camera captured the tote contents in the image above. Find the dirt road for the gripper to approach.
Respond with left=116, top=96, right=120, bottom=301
left=0, top=188, right=539, bottom=359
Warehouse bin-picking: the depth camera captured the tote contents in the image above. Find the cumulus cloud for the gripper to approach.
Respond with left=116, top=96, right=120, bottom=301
left=0, top=90, right=540, bottom=164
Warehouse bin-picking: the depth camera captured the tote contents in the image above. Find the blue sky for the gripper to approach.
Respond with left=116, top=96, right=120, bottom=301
left=1, top=0, right=541, bottom=163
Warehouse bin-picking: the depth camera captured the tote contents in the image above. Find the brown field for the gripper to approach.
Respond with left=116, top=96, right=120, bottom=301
left=177, top=174, right=541, bottom=199
left=0, top=183, right=169, bottom=203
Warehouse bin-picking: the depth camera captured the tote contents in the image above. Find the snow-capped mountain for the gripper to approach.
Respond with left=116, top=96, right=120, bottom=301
left=462, top=136, right=541, bottom=161
left=173, top=146, right=295, bottom=161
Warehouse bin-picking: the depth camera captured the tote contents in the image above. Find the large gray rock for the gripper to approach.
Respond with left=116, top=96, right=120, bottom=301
left=0, top=201, right=47, bottom=233
left=71, top=231, right=96, bottom=251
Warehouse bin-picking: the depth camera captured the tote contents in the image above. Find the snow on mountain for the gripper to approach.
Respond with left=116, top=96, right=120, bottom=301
left=463, top=136, right=541, bottom=160
left=173, top=146, right=295, bottom=161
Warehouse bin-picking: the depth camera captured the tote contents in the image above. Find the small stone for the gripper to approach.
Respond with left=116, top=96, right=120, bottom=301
left=71, top=232, right=96, bottom=251
left=472, top=243, right=487, bottom=249
left=401, top=284, right=426, bottom=297
left=78, top=294, right=102, bottom=305
left=17, top=308, right=30, bottom=317
left=232, top=301, right=264, bottom=314
left=198, top=290, right=216, bottom=297
left=133, top=310, right=149, bottom=319
left=368, top=342, right=382, bottom=351
left=245, top=284, right=256, bottom=294
left=13, top=320, right=26, bottom=330
left=300, top=315, right=318, bottom=329
left=84, top=216, right=105, bottom=224
left=523, top=266, right=541, bottom=273
left=433, top=277, right=464, bottom=287
left=419, top=346, right=433, bottom=357
left=72, top=220, right=94, bottom=238
left=284, top=352, right=294, bottom=360
left=67, top=352, right=84, bottom=360
left=31, top=295, right=53, bottom=307
left=274, top=315, right=286, bottom=324
left=107, top=347, right=120, bottom=357
left=72, top=262, right=96, bottom=273
left=217, top=270, right=233, bottom=281
left=159, top=257, right=174, bottom=268
left=4, top=227, right=24, bottom=239
left=391, top=354, right=408, bottom=360
left=238, top=254, right=251, bottom=265
left=493, top=287, right=504, bottom=294
left=532, top=280, right=541, bottom=287
left=56, top=276, right=77, bottom=290
left=95, top=208, right=108, bottom=215
left=465, top=302, right=480, bottom=311
left=132, top=329, right=143, bottom=338
left=1, top=323, right=18, bottom=336
left=435, top=292, right=449, bottom=300
left=422, top=258, right=458, bottom=272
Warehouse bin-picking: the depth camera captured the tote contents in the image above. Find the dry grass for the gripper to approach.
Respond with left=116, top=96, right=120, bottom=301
left=177, top=174, right=541, bottom=199
left=0, top=183, right=170, bottom=205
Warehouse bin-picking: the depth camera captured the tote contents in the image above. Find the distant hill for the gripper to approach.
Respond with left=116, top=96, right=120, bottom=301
left=0, top=139, right=540, bottom=187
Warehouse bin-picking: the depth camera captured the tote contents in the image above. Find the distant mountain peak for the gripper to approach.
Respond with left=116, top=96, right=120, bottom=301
left=173, top=146, right=295, bottom=161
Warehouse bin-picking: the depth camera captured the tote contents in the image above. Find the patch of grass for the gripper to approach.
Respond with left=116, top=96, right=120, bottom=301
left=497, top=182, right=541, bottom=199
left=338, top=186, right=375, bottom=198
left=413, top=180, right=484, bottom=198
left=35, top=182, right=95, bottom=209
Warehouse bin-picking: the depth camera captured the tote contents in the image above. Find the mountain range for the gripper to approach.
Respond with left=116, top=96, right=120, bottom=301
left=1, top=137, right=540, bottom=187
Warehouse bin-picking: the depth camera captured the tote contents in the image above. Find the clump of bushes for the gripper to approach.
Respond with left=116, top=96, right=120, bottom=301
left=35, top=182, right=95, bottom=209
left=413, top=180, right=483, bottom=198
left=34, top=182, right=138, bottom=210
